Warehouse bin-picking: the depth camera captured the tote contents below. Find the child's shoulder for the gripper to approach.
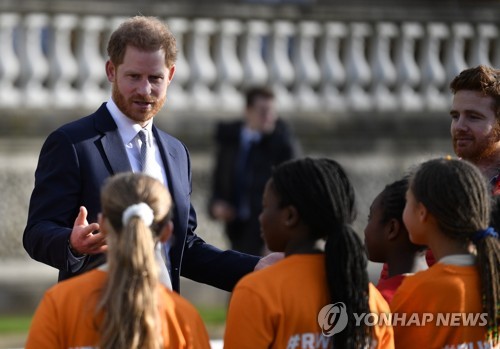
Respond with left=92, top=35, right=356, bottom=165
left=236, top=254, right=323, bottom=290
left=397, top=263, right=478, bottom=295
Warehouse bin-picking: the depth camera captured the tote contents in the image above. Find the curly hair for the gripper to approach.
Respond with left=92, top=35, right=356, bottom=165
left=450, top=65, right=500, bottom=119
left=107, top=16, right=177, bottom=68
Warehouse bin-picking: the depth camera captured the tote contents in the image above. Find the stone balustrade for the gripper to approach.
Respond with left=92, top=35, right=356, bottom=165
left=0, top=11, right=499, bottom=116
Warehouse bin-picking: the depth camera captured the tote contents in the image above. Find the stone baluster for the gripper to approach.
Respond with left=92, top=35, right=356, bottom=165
left=240, top=20, right=269, bottom=88
left=470, top=24, right=497, bottom=67
left=293, top=21, right=322, bottom=112
left=76, top=16, right=107, bottom=107
left=394, top=22, right=424, bottom=111
left=48, top=14, right=79, bottom=108
left=214, top=19, right=244, bottom=113
left=187, top=19, right=217, bottom=110
left=344, top=22, right=372, bottom=111
left=266, top=21, right=296, bottom=112
left=371, top=22, right=398, bottom=111
left=318, top=22, right=347, bottom=112
left=0, top=13, right=21, bottom=107
left=444, top=23, right=473, bottom=86
left=166, top=17, right=191, bottom=111
left=17, top=14, right=50, bottom=107
left=420, top=23, right=449, bottom=111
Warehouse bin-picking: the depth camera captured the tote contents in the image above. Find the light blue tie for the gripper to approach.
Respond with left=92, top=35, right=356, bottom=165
left=138, top=129, right=155, bottom=176
left=137, top=129, right=172, bottom=290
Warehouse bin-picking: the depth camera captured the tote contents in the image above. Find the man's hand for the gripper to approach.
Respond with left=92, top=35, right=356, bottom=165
left=254, top=252, right=284, bottom=271
left=69, top=206, right=107, bottom=256
left=211, top=200, right=236, bottom=222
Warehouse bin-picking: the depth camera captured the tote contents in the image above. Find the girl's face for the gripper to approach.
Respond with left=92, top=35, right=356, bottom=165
left=259, top=179, right=289, bottom=252
left=364, top=193, right=387, bottom=263
left=403, top=188, right=427, bottom=245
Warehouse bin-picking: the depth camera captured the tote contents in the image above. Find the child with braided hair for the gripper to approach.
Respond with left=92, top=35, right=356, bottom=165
left=364, top=176, right=428, bottom=303
left=392, top=158, right=500, bottom=348
left=223, top=157, right=394, bottom=349
left=26, top=173, right=210, bottom=349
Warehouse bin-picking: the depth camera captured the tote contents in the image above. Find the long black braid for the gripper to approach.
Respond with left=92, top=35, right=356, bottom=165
left=272, top=157, right=372, bottom=348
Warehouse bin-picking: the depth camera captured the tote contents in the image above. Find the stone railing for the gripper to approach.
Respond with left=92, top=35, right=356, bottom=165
left=0, top=9, right=499, bottom=117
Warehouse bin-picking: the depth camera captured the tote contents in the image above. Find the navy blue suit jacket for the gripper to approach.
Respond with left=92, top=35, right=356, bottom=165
left=23, top=104, right=259, bottom=292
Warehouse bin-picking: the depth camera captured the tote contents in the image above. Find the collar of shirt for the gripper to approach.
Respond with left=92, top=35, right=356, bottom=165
left=240, top=126, right=262, bottom=145
left=106, top=98, right=154, bottom=147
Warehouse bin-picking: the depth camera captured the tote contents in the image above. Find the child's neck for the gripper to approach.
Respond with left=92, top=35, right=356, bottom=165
left=386, top=249, right=427, bottom=277
left=285, top=237, right=324, bottom=256
left=427, top=228, right=470, bottom=262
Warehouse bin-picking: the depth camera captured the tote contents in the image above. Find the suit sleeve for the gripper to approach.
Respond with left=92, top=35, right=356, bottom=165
left=181, top=230, right=259, bottom=291
left=23, top=129, right=81, bottom=271
left=175, top=139, right=259, bottom=291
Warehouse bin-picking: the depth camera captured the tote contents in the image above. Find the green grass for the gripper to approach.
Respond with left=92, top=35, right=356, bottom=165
left=0, top=306, right=225, bottom=337
left=196, top=306, right=227, bottom=325
left=0, top=307, right=226, bottom=335
left=0, top=316, right=32, bottom=334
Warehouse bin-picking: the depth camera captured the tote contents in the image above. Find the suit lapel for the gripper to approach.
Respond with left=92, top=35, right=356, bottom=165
left=153, top=127, right=189, bottom=268
left=101, top=131, right=132, bottom=174
left=94, top=104, right=132, bottom=174
left=152, top=126, right=186, bottom=197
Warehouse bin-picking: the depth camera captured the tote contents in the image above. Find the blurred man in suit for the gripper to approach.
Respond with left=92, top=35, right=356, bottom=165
left=209, top=87, right=300, bottom=255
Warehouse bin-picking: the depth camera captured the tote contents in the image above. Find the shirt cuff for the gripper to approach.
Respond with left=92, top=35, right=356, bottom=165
left=67, top=244, right=86, bottom=272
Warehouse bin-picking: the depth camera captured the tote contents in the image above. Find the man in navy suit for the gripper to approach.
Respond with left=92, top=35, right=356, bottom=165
left=209, top=87, right=299, bottom=256
left=23, top=16, right=267, bottom=292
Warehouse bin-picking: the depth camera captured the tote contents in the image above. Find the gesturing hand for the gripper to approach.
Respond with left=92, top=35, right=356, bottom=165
left=69, top=206, right=107, bottom=256
left=254, top=252, right=284, bottom=271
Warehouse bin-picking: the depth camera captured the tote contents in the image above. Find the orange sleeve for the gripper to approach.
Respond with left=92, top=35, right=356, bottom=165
left=224, top=284, right=277, bottom=349
left=369, top=284, right=394, bottom=349
left=390, top=274, right=448, bottom=349
left=391, top=277, right=432, bottom=348
left=25, top=292, right=63, bottom=349
left=170, top=292, right=211, bottom=349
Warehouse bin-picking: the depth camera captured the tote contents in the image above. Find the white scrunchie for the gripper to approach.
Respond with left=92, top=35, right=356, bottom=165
left=122, top=202, right=154, bottom=227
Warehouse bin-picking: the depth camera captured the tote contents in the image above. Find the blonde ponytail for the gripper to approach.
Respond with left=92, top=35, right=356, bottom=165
left=97, top=173, right=171, bottom=349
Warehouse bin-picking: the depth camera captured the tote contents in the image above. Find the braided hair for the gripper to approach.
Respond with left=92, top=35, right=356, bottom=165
left=271, top=157, right=372, bottom=348
left=411, top=158, right=499, bottom=344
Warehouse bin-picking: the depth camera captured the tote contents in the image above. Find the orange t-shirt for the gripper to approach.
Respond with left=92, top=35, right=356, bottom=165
left=224, top=254, right=394, bottom=349
left=25, top=269, right=210, bottom=349
left=391, top=263, right=495, bottom=348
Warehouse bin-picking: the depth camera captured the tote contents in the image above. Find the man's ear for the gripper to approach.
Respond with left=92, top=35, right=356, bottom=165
left=105, top=60, right=116, bottom=82
left=167, top=64, right=176, bottom=84
left=159, top=220, right=174, bottom=243
left=386, top=218, right=401, bottom=241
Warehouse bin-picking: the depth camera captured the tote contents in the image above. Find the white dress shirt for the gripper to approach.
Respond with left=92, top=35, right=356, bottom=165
left=106, top=98, right=167, bottom=186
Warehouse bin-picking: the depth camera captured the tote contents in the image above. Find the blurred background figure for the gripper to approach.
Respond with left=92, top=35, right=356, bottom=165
left=208, top=87, right=300, bottom=256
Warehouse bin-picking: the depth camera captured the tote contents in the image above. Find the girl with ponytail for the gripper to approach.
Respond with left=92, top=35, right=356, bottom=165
left=26, top=173, right=210, bottom=349
left=392, top=158, right=499, bottom=348
left=224, top=157, right=394, bottom=348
